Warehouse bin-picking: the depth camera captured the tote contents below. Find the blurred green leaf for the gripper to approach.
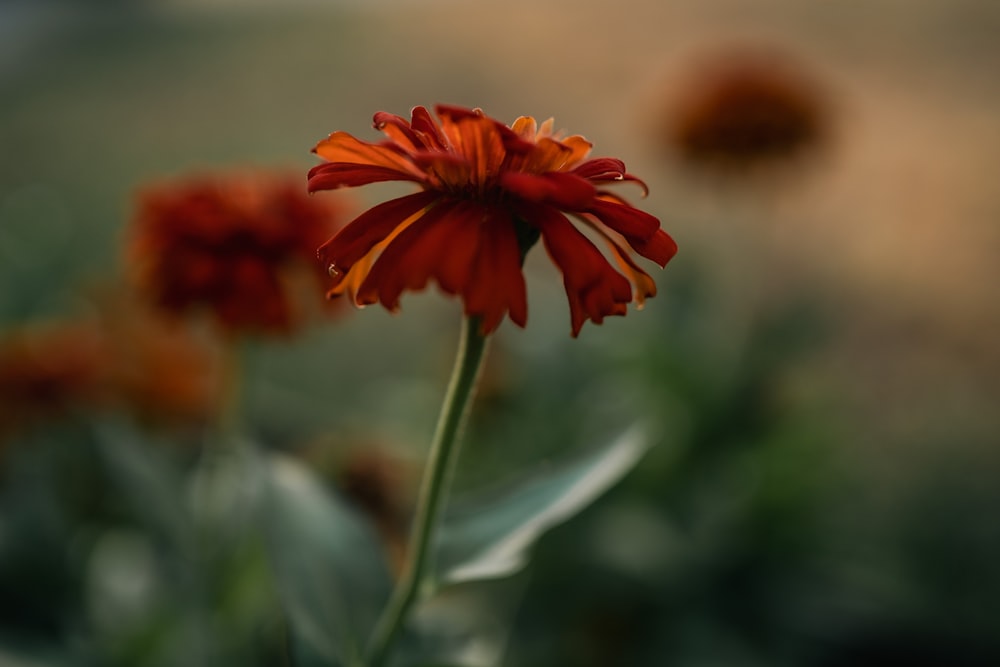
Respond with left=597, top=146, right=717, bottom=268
left=436, top=425, right=650, bottom=585
left=93, top=419, right=190, bottom=546
left=261, top=453, right=393, bottom=667
left=0, top=645, right=72, bottom=667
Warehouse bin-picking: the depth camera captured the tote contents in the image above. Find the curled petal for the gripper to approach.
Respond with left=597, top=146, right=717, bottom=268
left=572, top=157, right=627, bottom=180
left=572, top=158, right=650, bottom=196
left=373, top=111, right=426, bottom=152
left=409, top=106, right=449, bottom=151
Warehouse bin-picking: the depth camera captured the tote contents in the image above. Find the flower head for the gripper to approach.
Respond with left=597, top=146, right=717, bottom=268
left=665, top=50, right=827, bottom=174
left=309, top=105, right=676, bottom=336
left=0, top=305, right=225, bottom=440
left=0, top=322, right=112, bottom=438
left=129, top=171, right=348, bottom=336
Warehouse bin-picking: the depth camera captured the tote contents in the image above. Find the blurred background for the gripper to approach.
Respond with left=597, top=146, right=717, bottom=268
left=2, top=0, right=999, bottom=665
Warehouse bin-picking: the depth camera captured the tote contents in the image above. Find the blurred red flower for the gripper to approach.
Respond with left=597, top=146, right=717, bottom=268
left=309, top=104, right=677, bottom=336
left=129, top=172, right=348, bottom=336
left=666, top=50, right=827, bottom=174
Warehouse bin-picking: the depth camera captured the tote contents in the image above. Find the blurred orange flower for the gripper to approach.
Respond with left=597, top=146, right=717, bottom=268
left=129, top=172, right=348, bottom=336
left=0, top=322, right=112, bottom=438
left=0, top=305, right=225, bottom=439
left=665, top=50, right=827, bottom=174
left=309, top=104, right=677, bottom=336
left=99, top=298, right=224, bottom=429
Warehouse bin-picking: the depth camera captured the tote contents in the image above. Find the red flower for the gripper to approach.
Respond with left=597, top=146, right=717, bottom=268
left=129, top=172, right=348, bottom=336
left=665, top=50, right=827, bottom=174
left=309, top=105, right=677, bottom=336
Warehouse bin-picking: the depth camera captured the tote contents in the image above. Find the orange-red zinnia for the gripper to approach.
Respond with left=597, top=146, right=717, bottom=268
left=309, top=105, right=677, bottom=336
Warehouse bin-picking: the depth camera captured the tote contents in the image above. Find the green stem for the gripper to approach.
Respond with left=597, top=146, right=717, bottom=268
left=365, top=316, right=490, bottom=667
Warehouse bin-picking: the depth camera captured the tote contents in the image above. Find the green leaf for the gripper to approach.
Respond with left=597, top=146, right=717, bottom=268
left=92, top=419, right=190, bottom=546
left=261, top=453, right=393, bottom=667
left=435, top=425, right=650, bottom=585
left=0, top=646, right=71, bottom=667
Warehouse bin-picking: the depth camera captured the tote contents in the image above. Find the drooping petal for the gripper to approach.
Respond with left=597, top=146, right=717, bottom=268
left=499, top=171, right=597, bottom=209
left=354, top=201, right=484, bottom=311
left=586, top=197, right=662, bottom=245
left=462, top=207, right=527, bottom=333
left=529, top=205, right=633, bottom=337
left=317, top=191, right=437, bottom=278
left=584, top=220, right=659, bottom=306
left=628, top=228, right=678, bottom=267
left=356, top=201, right=462, bottom=309
left=432, top=201, right=484, bottom=295
left=307, top=162, right=424, bottom=191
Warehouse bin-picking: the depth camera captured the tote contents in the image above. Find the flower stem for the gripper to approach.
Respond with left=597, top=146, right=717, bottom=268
left=366, top=316, right=490, bottom=667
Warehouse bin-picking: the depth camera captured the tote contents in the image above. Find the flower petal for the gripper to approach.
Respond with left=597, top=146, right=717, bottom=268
left=462, top=207, right=528, bottom=333
left=629, top=228, right=678, bottom=267
left=517, top=137, right=575, bottom=173
left=587, top=197, right=662, bottom=245
left=412, top=152, right=472, bottom=188
left=307, top=162, right=423, bottom=191
left=355, top=201, right=483, bottom=311
left=558, top=135, right=594, bottom=169
left=313, top=131, right=422, bottom=176
left=528, top=205, right=633, bottom=336
left=373, top=111, right=425, bottom=152
left=409, top=106, right=449, bottom=151
left=317, top=191, right=437, bottom=278
left=572, top=159, right=650, bottom=196
left=356, top=201, right=460, bottom=309
left=500, top=171, right=597, bottom=210
left=584, top=221, right=659, bottom=306
left=438, top=112, right=506, bottom=187
left=510, top=116, right=538, bottom=140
